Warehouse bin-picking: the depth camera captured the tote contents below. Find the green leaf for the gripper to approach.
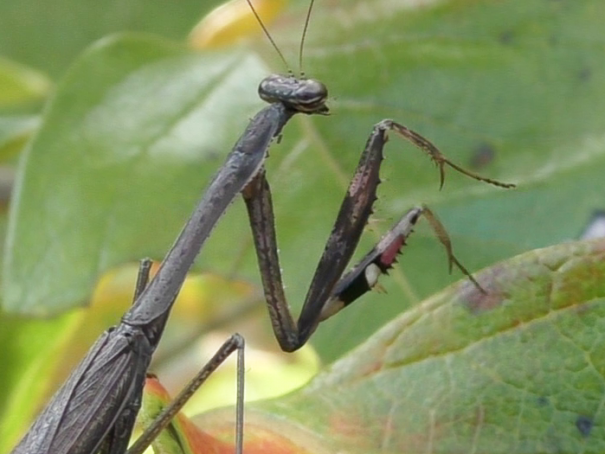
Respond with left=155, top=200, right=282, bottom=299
left=193, top=238, right=605, bottom=454
left=3, top=34, right=267, bottom=315
left=4, top=0, right=605, bottom=365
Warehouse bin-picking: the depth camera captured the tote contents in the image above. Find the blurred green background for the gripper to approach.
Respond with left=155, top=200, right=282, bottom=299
left=0, top=0, right=225, bottom=77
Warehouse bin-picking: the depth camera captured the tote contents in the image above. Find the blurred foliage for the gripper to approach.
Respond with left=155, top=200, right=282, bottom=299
left=0, top=0, right=225, bottom=78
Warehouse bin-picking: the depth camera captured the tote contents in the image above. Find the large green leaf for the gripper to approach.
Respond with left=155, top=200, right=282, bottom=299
left=4, top=0, right=604, bottom=362
left=190, top=238, right=605, bottom=453
left=3, top=34, right=268, bottom=314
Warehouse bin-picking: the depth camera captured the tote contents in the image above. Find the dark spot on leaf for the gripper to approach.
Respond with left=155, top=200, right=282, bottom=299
left=499, top=30, right=514, bottom=45
left=579, top=210, right=605, bottom=239
left=576, top=415, right=593, bottom=438
left=459, top=267, right=507, bottom=313
left=536, top=396, right=549, bottom=406
left=577, top=67, right=592, bottom=82
left=470, top=142, right=496, bottom=170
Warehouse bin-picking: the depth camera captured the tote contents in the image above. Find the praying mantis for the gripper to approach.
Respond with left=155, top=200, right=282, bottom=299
left=8, top=1, right=515, bottom=453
